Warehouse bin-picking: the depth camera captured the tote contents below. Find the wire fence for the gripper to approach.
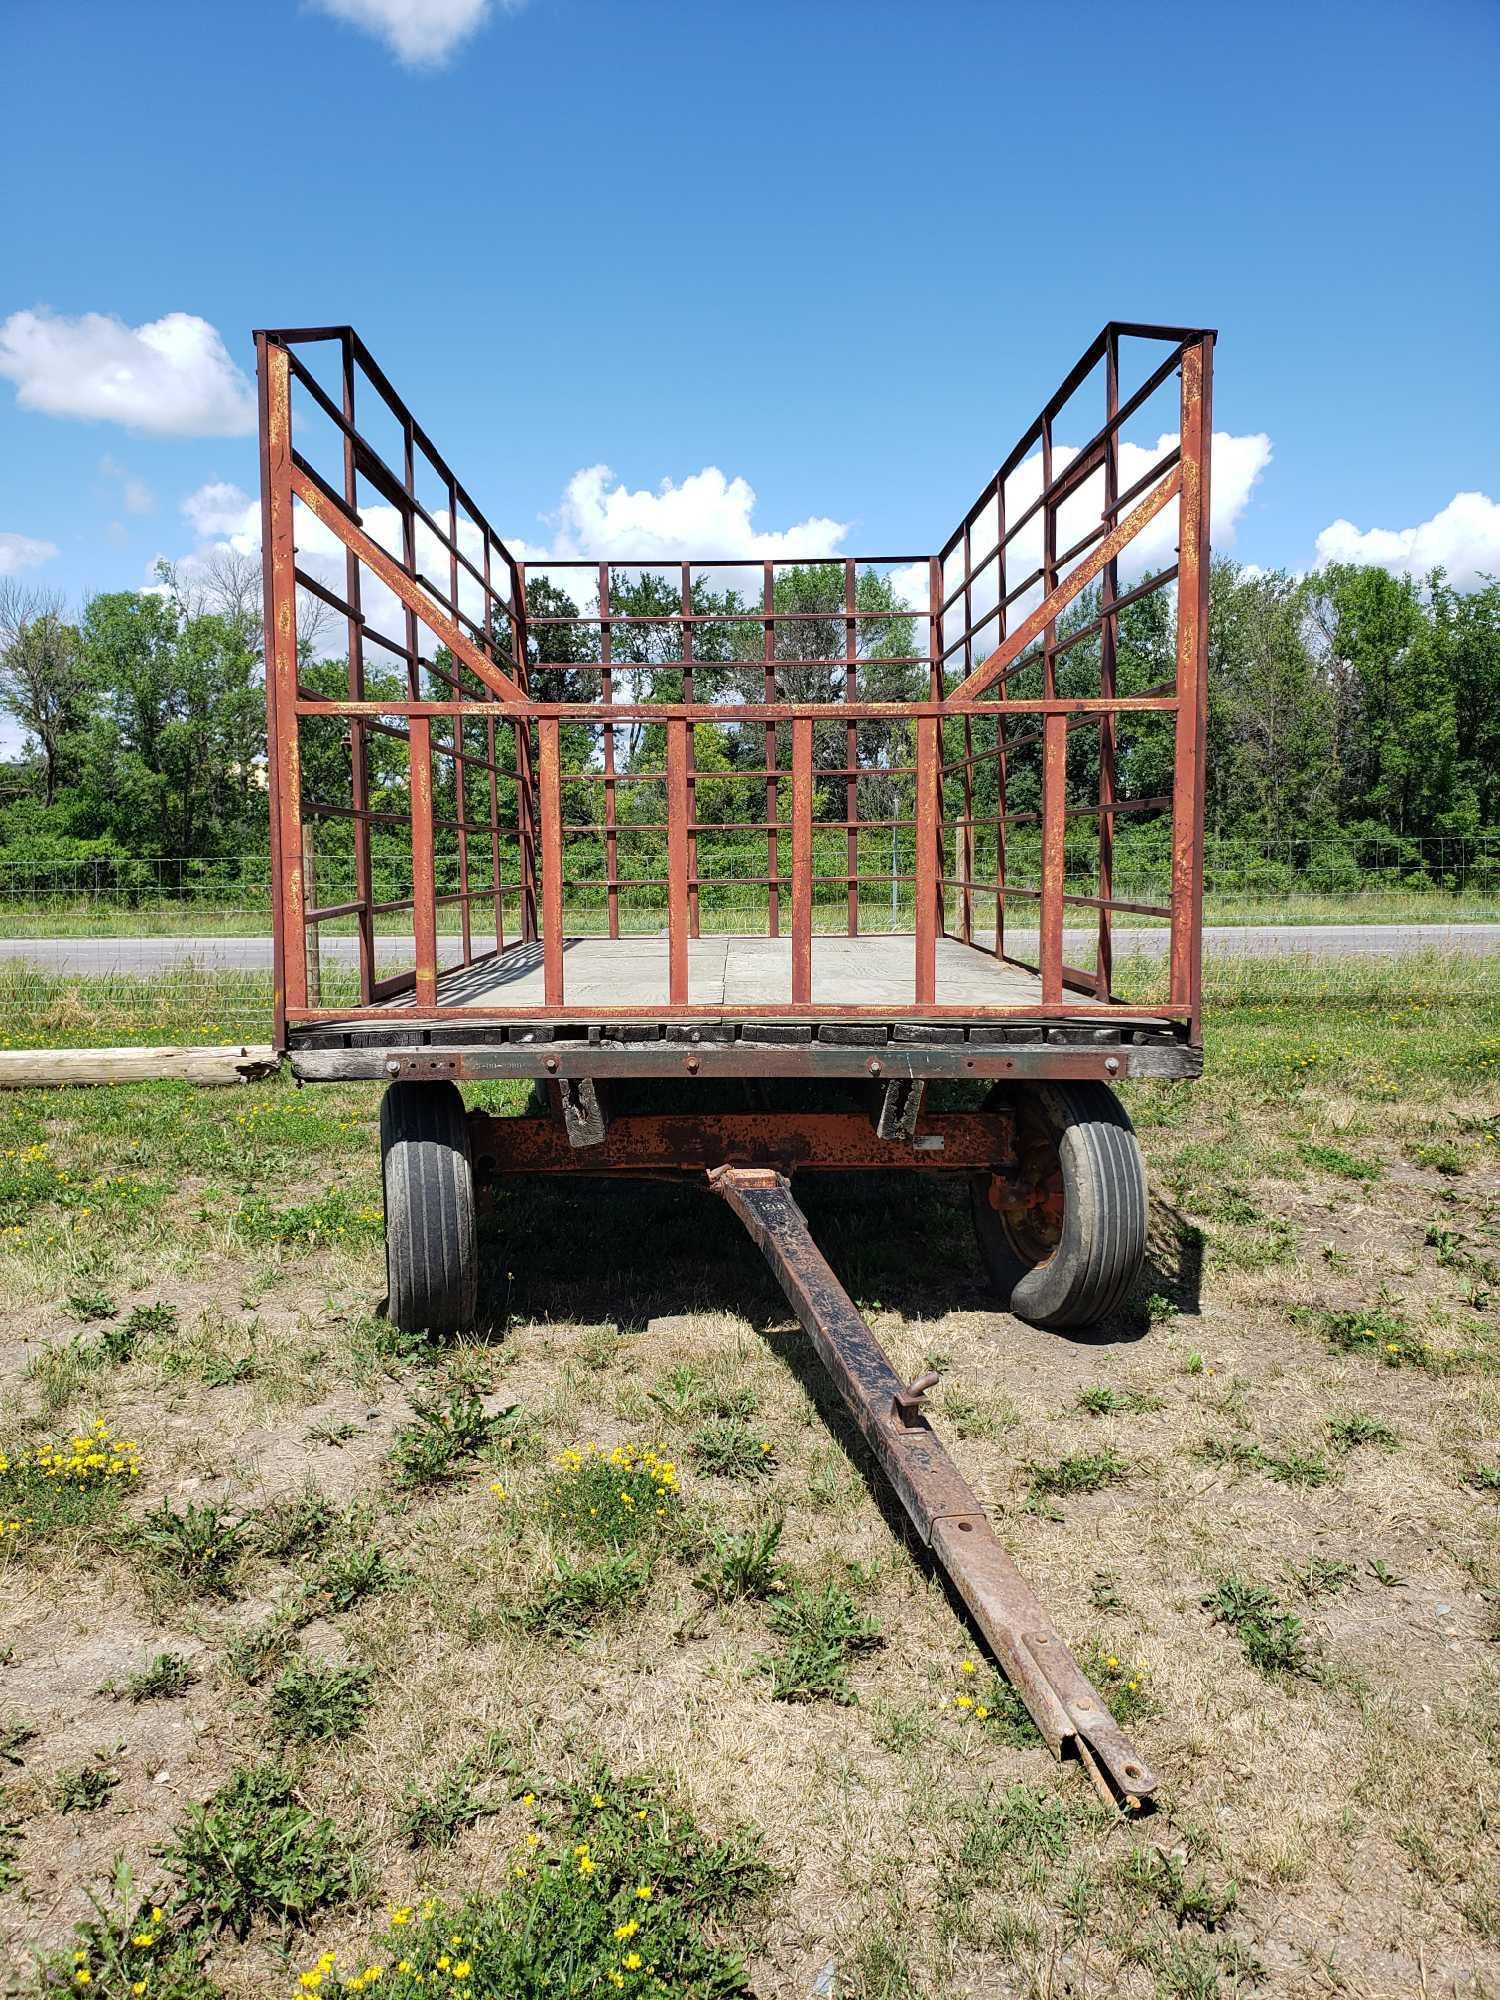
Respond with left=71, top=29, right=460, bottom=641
left=0, top=836, right=1495, bottom=1049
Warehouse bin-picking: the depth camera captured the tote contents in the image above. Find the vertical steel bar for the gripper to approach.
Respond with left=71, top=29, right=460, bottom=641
left=681, top=563, right=699, bottom=938
left=1096, top=331, right=1120, bottom=1000
left=993, top=471, right=1008, bottom=960
left=400, top=412, right=439, bottom=1003
left=539, top=716, right=564, bottom=1005
left=514, top=565, right=537, bottom=942
left=600, top=563, right=619, bottom=939
left=791, top=715, right=813, bottom=1003
left=667, top=716, right=691, bottom=1003
left=1041, top=413, right=1058, bottom=703
left=257, top=337, right=306, bottom=1030
left=959, top=520, right=975, bottom=945
left=914, top=714, right=939, bottom=1005
left=448, top=472, right=472, bottom=967
left=844, top=559, right=859, bottom=936
left=410, top=714, right=438, bottom=1006
left=1170, top=337, right=1213, bottom=1039
left=927, top=556, right=946, bottom=943
left=482, top=530, right=504, bottom=953
left=763, top=561, right=779, bottom=938
left=1041, top=712, right=1067, bottom=1002
left=339, top=334, right=374, bottom=1005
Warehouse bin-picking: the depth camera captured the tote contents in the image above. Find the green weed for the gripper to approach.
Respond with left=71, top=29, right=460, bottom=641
left=269, top=1662, right=374, bottom=1743
left=690, top=1415, right=775, bottom=1480
left=1026, top=1448, right=1128, bottom=1515
left=522, top=1554, right=650, bottom=1640
left=1118, top=1845, right=1239, bottom=1930
left=1077, top=1385, right=1165, bottom=1416
left=159, top=1763, right=359, bottom=1936
left=1296, top=1141, right=1380, bottom=1182
left=54, top=1756, right=120, bottom=1812
left=109, top=1652, right=198, bottom=1703
left=135, top=1500, right=248, bottom=1599
left=1326, top=1410, right=1399, bottom=1451
left=305, top=1767, right=771, bottom=1998
left=763, top=1581, right=882, bottom=1704
left=387, top=1391, right=499, bottom=1490
left=693, top=1516, right=787, bottom=1604
left=396, top=1733, right=511, bottom=1849
left=1203, top=1576, right=1313, bottom=1679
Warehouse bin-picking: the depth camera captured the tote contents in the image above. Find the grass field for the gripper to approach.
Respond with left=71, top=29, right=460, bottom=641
left=1, top=955, right=1497, bottom=1998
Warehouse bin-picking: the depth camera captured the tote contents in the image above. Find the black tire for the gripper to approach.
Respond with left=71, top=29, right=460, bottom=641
left=380, top=1081, right=477, bottom=1335
left=970, top=1081, right=1146, bottom=1331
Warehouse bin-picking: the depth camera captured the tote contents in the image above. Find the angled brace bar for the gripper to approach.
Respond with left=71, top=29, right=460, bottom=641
left=709, top=1164, right=1157, bottom=1807
left=289, top=465, right=529, bottom=706
left=944, top=466, right=1182, bottom=706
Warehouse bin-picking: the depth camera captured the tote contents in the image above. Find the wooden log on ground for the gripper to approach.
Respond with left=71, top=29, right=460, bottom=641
left=0, top=1046, right=281, bottom=1089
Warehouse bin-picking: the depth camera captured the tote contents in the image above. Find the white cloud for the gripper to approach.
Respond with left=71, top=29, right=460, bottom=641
left=1314, top=491, right=1500, bottom=592
left=183, top=480, right=259, bottom=540
left=307, top=0, right=513, bottom=66
left=0, top=309, right=255, bottom=437
left=534, top=464, right=849, bottom=567
left=100, top=454, right=155, bottom=516
left=173, top=463, right=853, bottom=656
left=0, top=530, right=59, bottom=577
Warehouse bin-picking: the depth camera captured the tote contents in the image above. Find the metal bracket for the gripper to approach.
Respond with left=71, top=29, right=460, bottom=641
left=891, top=1370, right=939, bottom=1427
left=875, top=1077, right=925, bottom=1143
left=559, top=1076, right=608, bottom=1148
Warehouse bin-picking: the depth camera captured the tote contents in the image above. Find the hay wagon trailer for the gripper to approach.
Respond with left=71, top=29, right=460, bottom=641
left=257, top=320, right=1214, bottom=1804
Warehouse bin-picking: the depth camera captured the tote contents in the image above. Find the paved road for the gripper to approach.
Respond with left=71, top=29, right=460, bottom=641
left=1, top=924, right=1495, bottom=977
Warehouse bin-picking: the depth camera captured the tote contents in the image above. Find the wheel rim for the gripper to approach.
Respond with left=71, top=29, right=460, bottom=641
left=984, top=1100, right=1064, bottom=1268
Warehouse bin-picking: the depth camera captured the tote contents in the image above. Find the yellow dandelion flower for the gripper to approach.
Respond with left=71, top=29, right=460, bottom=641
left=959, top=1659, right=976, bottom=1676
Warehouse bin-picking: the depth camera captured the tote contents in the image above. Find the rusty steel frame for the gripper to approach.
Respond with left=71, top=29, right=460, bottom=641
left=710, top=1166, right=1157, bottom=1805
left=464, top=1107, right=1016, bottom=1176
left=256, top=321, right=1214, bottom=1056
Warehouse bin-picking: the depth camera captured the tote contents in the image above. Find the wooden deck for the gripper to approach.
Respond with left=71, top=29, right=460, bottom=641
left=378, top=934, right=1129, bottom=1016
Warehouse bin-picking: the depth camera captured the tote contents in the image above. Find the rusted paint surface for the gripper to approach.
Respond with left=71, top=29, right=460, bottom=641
left=466, top=1109, right=1014, bottom=1175
left=791, top=717, right=813, bottom=1003
left=666, top=719, right=691, bottom=1003
left=260, top=340, right=307, bottom=1023
left=292, top=1040, right=1200, bottom=1084
left=712, top=1167, right=1158, bottom=1803
left=914, top=715, right=940, bottom=1003
left=538, top=719, right=565, bottom=1006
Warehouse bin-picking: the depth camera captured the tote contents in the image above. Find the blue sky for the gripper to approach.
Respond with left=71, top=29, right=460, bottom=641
left=2, top=0, right=1498, bottom=645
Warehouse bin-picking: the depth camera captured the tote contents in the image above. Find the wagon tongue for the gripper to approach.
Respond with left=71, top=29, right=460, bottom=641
left=709, top=1164, right=1158, bottom=1809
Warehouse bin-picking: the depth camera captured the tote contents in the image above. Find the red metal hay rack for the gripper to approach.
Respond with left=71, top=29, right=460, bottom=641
left=257, top=321, right=1215, bottom=1805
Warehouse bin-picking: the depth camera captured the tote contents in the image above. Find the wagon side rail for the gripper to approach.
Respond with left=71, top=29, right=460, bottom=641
left=935, top=324, right=1214, bottom=1037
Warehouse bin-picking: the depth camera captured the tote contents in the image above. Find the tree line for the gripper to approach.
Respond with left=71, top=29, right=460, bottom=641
left=0, top=549, right=1495, bottom=896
